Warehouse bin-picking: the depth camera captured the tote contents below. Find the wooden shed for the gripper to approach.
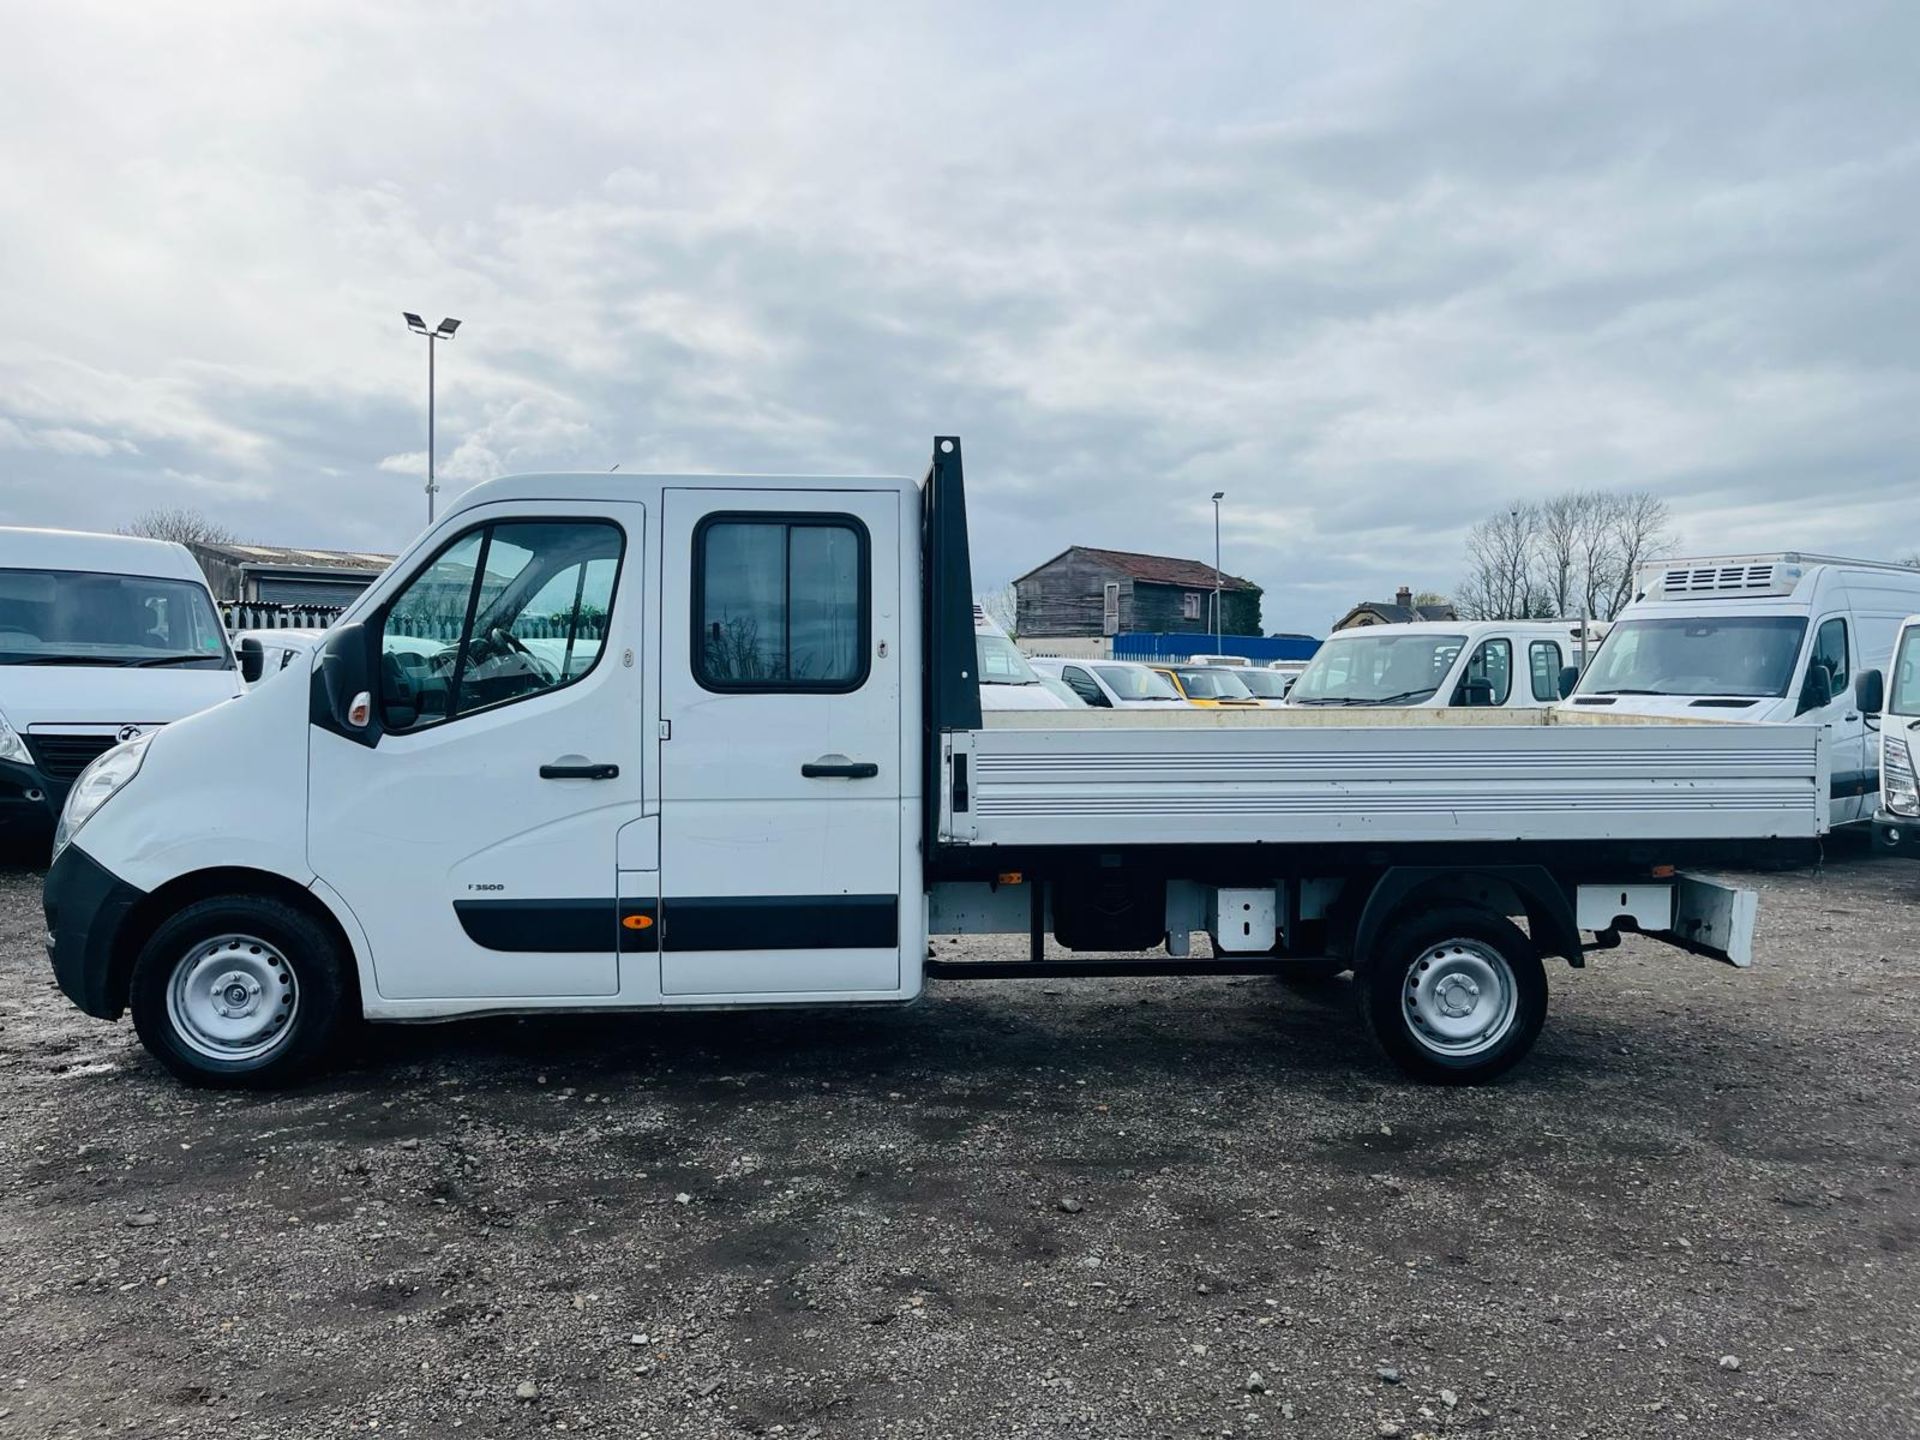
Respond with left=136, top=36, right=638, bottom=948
left=1013, top=546, right=1262, bottom=639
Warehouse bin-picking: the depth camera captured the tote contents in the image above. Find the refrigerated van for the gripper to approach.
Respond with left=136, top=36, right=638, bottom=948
left=1565, top=554, right=1920, bottom=826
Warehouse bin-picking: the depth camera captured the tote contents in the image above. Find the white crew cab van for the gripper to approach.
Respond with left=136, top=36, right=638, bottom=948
left=1866, top=614, right=1920, bottom=853
left=44, top=440, right=1826, bottom=1090
left=0, top=528, right=242, bottom=835
left=1286, top=620, right=1603, bottom=711
left=1564, top=554, right=1920, bottom=826
left=1030, top=656, right=1187, bottom=709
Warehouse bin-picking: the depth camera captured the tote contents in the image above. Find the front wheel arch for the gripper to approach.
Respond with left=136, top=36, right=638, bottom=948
left=109, top=867, right=360, bottom=1021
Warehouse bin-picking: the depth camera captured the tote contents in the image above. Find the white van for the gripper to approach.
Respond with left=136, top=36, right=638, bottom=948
left=1869, top=614, right=1920, bottom=852
left=0, top=528, right=242, bottom=832
left=1564, top=554, right=1920, bottom=826
left=1030, top=656, right=1186, bottom=709
left=973, top=607, right=1073, bottom=710
left=1286, top=621, right=1603, bottom=711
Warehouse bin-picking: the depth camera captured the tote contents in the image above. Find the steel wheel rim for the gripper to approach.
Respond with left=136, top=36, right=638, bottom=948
left=1402, top=937, right=1517, bottom=1059
left=165, top=933, right=299, bottom=1062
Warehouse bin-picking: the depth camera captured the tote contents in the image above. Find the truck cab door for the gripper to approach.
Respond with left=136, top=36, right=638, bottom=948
left=308, top=502, right=647, bottom=1002
left=656, top=488, right=907, bottom=999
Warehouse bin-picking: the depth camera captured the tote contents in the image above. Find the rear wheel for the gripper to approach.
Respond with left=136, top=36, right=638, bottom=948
left=1358, top=906, right=1545, bottom=1084
left=130, top=895, right=352, bottom=1088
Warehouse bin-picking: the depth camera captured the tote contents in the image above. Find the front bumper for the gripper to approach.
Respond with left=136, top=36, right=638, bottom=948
left=44, top=843, right=146, bottom=1019
left=1871, top=810, right=1920, bottom=857
left=0, top=756, right=65, bottom=829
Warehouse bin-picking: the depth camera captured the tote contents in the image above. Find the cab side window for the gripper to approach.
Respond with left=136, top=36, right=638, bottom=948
left=1810, top=617, right=1848, bottom=698
left=379, top=521, right=624, bottom=731
left=695, top=514, right=869, bottom=692
left=1529, top=640, right=1563, bottom=701
left=1061, top=665, right=1109, bottom=706
left=1455, top=638, right=1513, bottom=706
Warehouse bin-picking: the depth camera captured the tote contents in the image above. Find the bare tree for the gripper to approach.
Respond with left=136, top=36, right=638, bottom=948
left=1457, top=489, right=1673, bottom=621
left=975, top=583, right=1019, bottom=636
left=1456, top=503, right=1541, bottom=621
left=1605, top=492, right=1674, bottom=616
left=122, top=506, right=236, bottom=548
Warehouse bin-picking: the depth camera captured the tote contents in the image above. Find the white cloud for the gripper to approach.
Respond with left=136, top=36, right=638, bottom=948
left=0, top=1, right=1914, bottom=630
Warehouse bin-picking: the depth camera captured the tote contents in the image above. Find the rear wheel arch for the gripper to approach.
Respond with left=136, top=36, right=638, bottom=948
left=109, top=867, right=360, bottom=1018
left=1352, top=865, right=1581, bottom=971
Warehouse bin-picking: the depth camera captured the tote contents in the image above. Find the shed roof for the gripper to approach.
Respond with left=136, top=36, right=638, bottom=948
left=189, top=540, right=395, bottom=573
left=1015, top=545, right=1260, bottom=592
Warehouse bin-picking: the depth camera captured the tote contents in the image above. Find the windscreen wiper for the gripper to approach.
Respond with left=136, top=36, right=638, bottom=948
left=125, top=653, right=224, bottom=668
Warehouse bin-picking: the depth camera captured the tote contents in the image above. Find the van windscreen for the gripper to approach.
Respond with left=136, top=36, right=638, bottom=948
left=0, top=569, right=232, bottom=669
left=1578, top=616, right=1807, bottom=698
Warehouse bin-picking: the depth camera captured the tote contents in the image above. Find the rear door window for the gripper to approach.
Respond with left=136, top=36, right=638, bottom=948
left=1529, top=640, right=1563, bottom=701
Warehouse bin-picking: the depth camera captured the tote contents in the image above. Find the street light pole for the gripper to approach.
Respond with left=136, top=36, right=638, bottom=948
left=1211, top=491, right=1225, bottom=649
left=403, top=314, right=462, bottom=524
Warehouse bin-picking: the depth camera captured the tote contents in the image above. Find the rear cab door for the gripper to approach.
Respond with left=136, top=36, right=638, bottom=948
left=656, top=485, right=913, bottom=1000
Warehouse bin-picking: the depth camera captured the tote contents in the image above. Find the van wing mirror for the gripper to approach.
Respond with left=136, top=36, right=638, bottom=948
left=1855, top=668, right=1884, bottom=716
left=310, top=621, right=380, bottom=746
left=238, top=637, right=265, bottom=684
left=1456, top=677, right=1494, bottom=707
left=1557, top=664, right=1580, bottom=700
left=1798, top=663, right=1834, bottom=715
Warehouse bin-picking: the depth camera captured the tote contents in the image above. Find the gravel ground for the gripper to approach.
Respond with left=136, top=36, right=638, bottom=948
left=2, top=843, right=1919, bottom=1439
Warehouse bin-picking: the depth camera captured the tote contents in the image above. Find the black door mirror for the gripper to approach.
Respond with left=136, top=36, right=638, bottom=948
left=1456, top=677, right=1494, bottom=707
left=1557, top=664, right=1580, bottom=700
left=1798, top=663, right=1834, bottom=715
left=311, top=621, right=379, bottom=745
left=1855, top=668, right=1884, bottom=716
left=238, top=637, right=265, bottom=684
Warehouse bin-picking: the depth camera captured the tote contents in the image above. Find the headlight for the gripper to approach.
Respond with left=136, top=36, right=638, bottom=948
left=1884, top=733, right=1919, bottom=817
left=0, top=710, right=30, bottom=766
left=52, top=734, right=152, bottom=860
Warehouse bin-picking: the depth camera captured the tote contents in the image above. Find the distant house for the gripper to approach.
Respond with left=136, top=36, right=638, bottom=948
left=187, top=541, right=394, bottom=609
left=1014, top=545, right=1262, bottom=640
left=1332, top=586, right=1458, bottom=632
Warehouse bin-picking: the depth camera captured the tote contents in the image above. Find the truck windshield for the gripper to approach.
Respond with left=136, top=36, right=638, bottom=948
left=1235, top=670, right=1291, bottom=698
left=977, top=633, right=1041, bottom=685
left=1287, top=633, right=1465, bottom=705
left=1093, top=665, right=1180, bottom=700
left=1890, top=630, right=1920, bottom=716
left=0, top=568, right=232, bottom=668
left=1579, top=616, right=1808, bottom=698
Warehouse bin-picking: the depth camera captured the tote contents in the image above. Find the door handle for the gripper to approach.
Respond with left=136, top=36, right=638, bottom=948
left=802, top=759, right=879, bottom=779
left=539, top=762, right=620, bottom=780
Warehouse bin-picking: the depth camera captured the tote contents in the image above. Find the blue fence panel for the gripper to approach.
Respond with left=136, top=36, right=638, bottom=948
left=1113, top=632, right=1320, bottom=664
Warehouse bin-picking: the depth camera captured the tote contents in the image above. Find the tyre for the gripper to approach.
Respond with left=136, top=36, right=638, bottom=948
left=1357, top=905, right=1546, bottom=1085
left=130, top=894, right=353, bottom=1088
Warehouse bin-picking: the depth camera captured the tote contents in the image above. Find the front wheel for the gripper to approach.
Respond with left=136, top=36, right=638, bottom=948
left=1357, top=906, right=1546, bottom=1085
left=130, top=895, right=353, bottom=1088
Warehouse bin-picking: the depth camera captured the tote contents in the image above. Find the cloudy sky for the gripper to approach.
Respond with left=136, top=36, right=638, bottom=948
left=1, top=1, right=1914, bottom=632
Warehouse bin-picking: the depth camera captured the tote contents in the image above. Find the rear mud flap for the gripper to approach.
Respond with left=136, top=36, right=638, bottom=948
left=1668, top=874, right=1757, bottom=968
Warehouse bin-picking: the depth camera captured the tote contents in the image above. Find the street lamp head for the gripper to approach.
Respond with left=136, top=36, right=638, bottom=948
left=435, top=318, right=461, bottom=337
left=403, top=312, right=429, bottom=334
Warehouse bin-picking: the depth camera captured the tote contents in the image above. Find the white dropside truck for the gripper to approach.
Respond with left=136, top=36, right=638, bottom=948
left=45, top=440, right=1828, bottom=1089
left=1564, top=553, right=1920, bottom=827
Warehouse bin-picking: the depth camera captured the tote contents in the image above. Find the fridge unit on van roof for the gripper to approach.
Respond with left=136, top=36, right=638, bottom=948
left=1637, top=553, right=1916, bottom=602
